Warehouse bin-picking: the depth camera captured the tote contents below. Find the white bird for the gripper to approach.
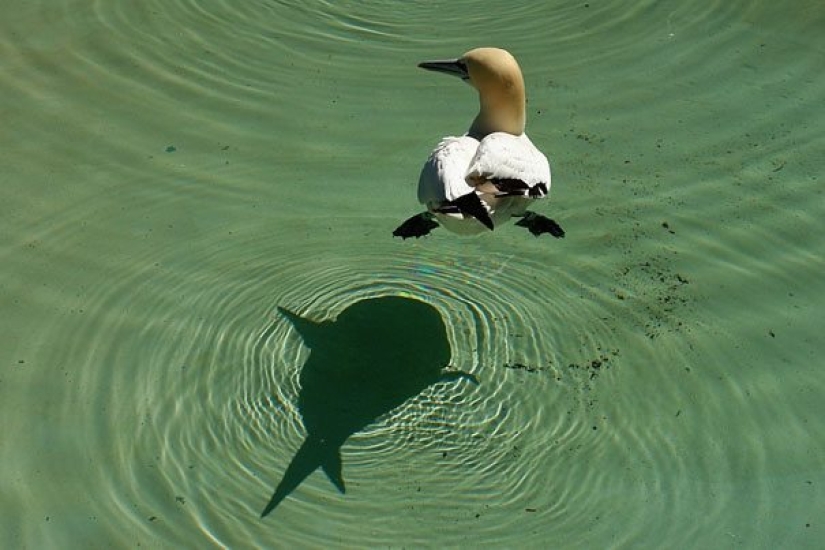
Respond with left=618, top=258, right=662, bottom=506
left=394, top=47, right=565, bottom=240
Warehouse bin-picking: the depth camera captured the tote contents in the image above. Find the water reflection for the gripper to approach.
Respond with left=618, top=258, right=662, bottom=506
left=261, top=296, right=478, bottom=517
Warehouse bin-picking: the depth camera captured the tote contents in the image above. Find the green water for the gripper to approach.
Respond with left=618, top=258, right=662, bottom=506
left=2, top=1, right=824, bottom=547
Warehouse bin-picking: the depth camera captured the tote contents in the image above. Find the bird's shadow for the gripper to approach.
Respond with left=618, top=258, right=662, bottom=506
left=260, top=296, right=477, bottom=517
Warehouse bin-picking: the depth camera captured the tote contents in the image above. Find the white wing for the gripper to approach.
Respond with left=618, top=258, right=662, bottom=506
left=465, top=132, right=551, bottom=191
left=417, top=136, right=480, bottom=205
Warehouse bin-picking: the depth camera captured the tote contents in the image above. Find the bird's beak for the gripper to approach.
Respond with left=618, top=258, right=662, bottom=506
left=418, top=58, right=469, bottom=81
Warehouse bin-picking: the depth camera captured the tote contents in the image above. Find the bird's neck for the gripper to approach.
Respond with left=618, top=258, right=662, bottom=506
left=469, top=83, right=526, bottom=138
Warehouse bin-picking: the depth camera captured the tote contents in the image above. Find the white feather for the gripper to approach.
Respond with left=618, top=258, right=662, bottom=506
left=415, top=132, right=551, bottom=234
left=417, top=136, right=479, bottom=204
left=466, top=132, right=551, bottom=189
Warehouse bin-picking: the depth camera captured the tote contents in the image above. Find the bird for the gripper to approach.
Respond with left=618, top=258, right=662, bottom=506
left=393, top=47, right=565, bottom=240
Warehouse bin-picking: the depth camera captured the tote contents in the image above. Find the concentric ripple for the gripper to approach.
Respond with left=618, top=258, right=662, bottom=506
left=16, top=194, right=635, bottom=545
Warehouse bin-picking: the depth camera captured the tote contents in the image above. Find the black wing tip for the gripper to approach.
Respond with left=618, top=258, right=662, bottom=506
left=490, top=179, right=547, bottom=199
left=452, top=192, right=494, bottom=230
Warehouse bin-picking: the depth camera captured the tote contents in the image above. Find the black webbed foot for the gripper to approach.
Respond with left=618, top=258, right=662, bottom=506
left=515, top=211, right=565, bottom=238
left=393, top=212, right=438, bottom=239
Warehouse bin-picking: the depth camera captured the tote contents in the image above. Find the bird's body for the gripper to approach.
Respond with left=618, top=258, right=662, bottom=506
left=418, top=132, right=550, bottom=235
left=394, top=47, right=564, bottom=239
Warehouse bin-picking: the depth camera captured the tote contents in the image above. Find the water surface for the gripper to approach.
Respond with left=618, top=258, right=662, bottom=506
left=2, top=0, right=824, bottom=547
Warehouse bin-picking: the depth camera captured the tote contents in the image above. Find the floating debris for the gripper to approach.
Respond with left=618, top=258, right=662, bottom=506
left=502, top=362, right=548, bottom=373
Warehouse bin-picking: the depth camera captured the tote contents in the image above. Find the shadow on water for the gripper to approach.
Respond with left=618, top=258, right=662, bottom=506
left=261, top=296, right=478, bottom=517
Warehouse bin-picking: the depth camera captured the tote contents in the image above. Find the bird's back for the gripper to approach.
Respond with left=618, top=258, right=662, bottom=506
left=467, top=132, right=551, bottom=191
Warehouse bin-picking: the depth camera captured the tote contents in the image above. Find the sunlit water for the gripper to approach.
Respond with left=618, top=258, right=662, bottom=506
left=2, top=0, right=824, bottom=547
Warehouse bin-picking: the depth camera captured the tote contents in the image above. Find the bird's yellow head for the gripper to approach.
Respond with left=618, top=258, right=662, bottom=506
left=419, top=47, right=526, bottom=137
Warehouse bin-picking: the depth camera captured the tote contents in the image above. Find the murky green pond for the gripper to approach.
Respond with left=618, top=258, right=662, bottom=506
left=2, top=1, right=824, bottom=547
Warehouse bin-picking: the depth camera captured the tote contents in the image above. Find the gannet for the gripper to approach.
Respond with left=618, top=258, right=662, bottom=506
left=393, top=47, right=565, bottom=239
